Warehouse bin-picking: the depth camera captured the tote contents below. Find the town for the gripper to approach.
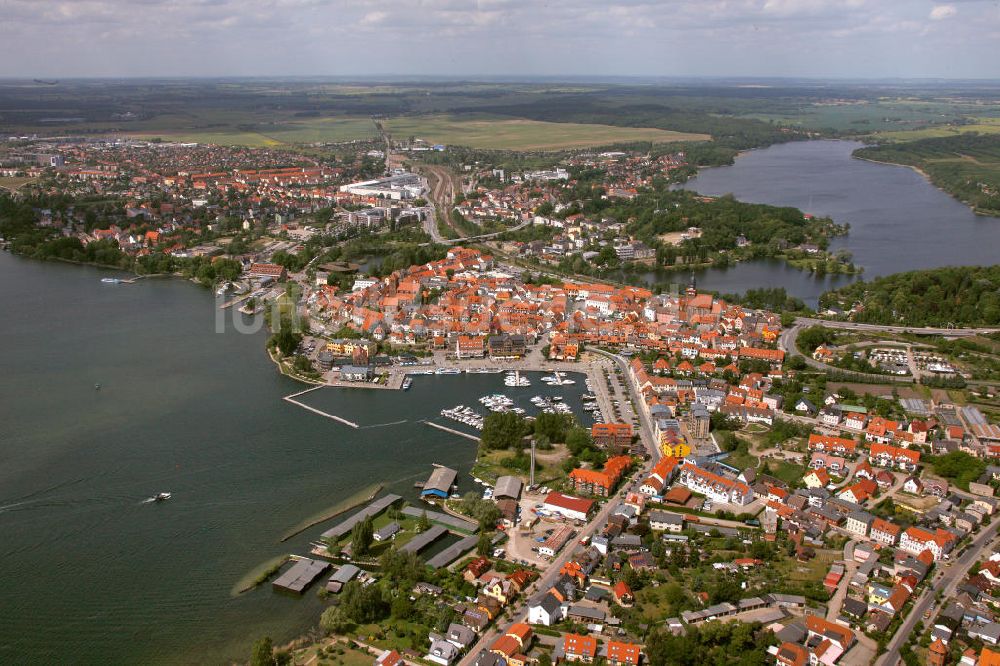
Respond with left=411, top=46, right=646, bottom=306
left=3, top=134, right=1000, bottom=666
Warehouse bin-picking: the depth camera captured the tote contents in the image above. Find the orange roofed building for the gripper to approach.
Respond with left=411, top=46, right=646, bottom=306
left=569, top=455, right=632, bottom=497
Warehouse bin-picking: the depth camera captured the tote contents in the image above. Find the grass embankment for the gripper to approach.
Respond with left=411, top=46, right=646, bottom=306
left=231, top=553, right=291, bottom=596
left=279, top=482, right=383, bottom=542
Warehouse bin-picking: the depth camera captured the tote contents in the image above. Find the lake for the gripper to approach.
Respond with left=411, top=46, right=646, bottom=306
left=0, top=253, right=584, bottom=664
left=677, top=139, right=1000, bottom=305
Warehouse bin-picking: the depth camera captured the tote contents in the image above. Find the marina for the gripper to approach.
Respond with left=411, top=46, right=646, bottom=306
left=504, top=370, right=530, bottom=387
left=440, top=405, right=485, bottom=430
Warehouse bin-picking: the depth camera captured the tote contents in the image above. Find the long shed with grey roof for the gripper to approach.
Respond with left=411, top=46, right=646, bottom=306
left=320, top=494, right=402, bottom=539
left=273, top=558, right=330, bottom=594
left=493, top=475, right=523, bottom=500
left=401, top=525, right=448, bottom=554
left=325, top=564, right=361, bottom=593
left=427, top=535, right=478, bottom=569
left=401, top=506, right=477, bottom=533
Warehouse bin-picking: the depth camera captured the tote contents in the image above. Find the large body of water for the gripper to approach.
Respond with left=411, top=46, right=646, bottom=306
left=0, top=253, right=586, bottom=664
left=672, top=140, right=1000, bottom=305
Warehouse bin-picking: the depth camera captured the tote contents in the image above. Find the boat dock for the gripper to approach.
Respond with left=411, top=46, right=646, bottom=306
left=422, top=421, right=480, bottom=442
left=419, top=465, right=458, bottom=500
left=272, top=557, right=330, bottom=594
left=401, top=506, right=478, bottom=534
left=320, top=494, right=402, bottom=540
left=400, top=524, right=448, bottom=554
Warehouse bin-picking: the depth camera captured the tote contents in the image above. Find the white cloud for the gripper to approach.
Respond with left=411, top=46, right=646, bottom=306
left=929, top=4, right=957, bottom=20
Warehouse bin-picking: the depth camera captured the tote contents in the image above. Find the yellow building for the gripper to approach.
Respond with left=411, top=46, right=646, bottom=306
left=660, top=440, right=691, bottom=458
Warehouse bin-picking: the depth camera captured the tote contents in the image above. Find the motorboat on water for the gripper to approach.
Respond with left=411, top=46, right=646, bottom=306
left=149, top=492, right=172, bottom=502
left=101, top=277, right=123, bottom=284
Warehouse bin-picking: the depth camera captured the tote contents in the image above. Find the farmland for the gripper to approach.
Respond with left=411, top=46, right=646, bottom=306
left=383, top=115, right=709, bottom=150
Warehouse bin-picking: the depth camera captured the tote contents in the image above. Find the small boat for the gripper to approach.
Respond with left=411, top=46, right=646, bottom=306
left=402, top=377, right=413, bottom=390
left=94, top=383, right=101, bottom=390
left=149, top=492, right=172, bottom=502
left=101, top=277, right=123, bottom=284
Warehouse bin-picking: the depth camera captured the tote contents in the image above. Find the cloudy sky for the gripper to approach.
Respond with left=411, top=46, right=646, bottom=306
left=2, top=0, right=998, bottom=79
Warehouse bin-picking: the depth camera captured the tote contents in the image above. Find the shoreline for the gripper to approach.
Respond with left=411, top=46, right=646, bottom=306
left=851, top=152, right=999, bottom=217
left=279, top=482, right=383, bottom=542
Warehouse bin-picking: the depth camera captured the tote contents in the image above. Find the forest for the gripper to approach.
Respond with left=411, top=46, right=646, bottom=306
left=854, top=133, right=1000, bottom=215
left=819, top=265, right=1000, bottom=327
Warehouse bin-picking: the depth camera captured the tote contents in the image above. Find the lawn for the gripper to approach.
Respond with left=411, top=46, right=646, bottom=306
left=0, top=176, right=38, bottom=190
left=471, top=445, right=567, bottom=485
left=383, top=115, right=710, bottom=150
left=767, top=460, right=807, bottom=487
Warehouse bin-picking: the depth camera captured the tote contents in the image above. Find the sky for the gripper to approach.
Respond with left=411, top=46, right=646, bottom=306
left=1, top=0, right=999, bottom=79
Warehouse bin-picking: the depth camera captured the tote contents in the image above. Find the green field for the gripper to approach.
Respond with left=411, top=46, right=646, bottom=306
left=125, top=114, right=378, bottom=146
left=0, top=176, right=38, bottom=191
left=123, top=112, right=709, bottom=150
left=383, top=115, right=710, bottom=150
left=871, top=117, right=1000, bottom=142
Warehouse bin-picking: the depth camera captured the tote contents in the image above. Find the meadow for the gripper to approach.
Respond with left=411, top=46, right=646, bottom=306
left=383, top=114, right=709, bottom=150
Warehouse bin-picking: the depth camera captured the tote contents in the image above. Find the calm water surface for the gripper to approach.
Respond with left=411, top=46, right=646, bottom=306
left=0, top=253, right=584, bottom=664
left=679, top=140, right=1000, bottom=305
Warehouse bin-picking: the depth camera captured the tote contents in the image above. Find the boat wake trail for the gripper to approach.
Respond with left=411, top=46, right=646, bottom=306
left=362, top=420, right=409, bottom=429
left=0, top=476, right=89, bottom=512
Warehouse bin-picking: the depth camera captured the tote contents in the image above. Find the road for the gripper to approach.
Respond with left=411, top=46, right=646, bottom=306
left=456, top=351, right=659, bottom=666
left=779, top=323, right=914, bottom=384
left=793, top=317, right=1000, bottom=338
left=877, top=521, right=1000, bottom=666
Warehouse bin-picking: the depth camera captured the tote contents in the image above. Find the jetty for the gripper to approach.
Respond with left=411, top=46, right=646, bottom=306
left=320, top=494, right=402, bottom=540
left=283, top=390, right=359, bottom=428
left=422, top=421, right=480, bottom=442
left=400, top=524, right=448, bottom=554
left=272, top=557, right=330, bottom=594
